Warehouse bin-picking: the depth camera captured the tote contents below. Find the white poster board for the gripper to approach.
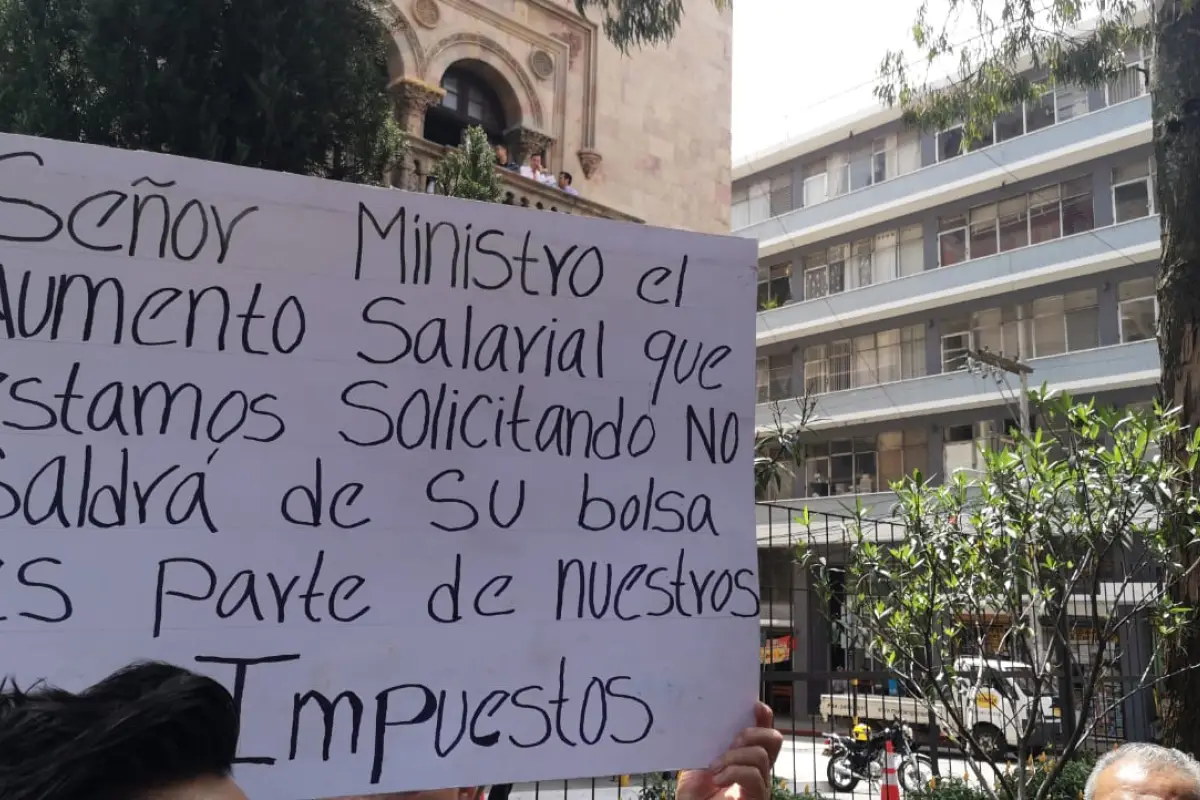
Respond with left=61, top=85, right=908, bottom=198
left=0, top=133, right=760, bottom=800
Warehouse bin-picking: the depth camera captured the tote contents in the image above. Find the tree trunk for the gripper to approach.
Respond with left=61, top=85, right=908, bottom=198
left=1154, top=0, right=1200, bottom=756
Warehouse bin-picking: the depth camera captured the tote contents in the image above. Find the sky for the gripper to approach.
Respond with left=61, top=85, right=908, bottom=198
left=730, top=0, right=1002, bottom=163
left=730, top=0, right=924, bottom=162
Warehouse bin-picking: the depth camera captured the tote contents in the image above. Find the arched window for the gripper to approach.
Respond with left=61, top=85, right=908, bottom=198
left=424, top=66, right=507, bottom=147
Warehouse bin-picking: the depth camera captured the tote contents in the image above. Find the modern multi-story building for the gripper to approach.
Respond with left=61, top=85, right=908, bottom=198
left=739, top=48, right=1160, bottom=726
left=381, top=0, right=733, bottom=232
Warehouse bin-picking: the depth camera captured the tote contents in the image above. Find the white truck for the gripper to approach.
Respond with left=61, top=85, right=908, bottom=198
left=818, top=657, right=1060, bottom=756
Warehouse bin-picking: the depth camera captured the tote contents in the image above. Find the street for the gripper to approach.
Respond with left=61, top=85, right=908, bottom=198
left=507, top=737, right=986, bottom=800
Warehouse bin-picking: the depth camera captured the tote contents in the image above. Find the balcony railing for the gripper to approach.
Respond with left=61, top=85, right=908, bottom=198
left=397, top=138, right=642, bottom=223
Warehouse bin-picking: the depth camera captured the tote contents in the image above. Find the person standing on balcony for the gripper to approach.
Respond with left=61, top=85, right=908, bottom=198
left=558, top=171, right=579, bottom=196
left=493, top=144, right=518, bottom=171
left=520, top=153, right=557, bottom=187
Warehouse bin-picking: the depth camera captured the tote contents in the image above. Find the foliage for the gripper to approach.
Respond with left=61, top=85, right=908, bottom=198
left=908, top=754, right=1094, bottom=800
left=1021, top=753, right=1095, bottom=800
left=0, top=0, right=405, bottom=184
left=572, top=0, right=729, bottom=52
left=432, top=125, right=503, bottom=202
left=800, top=393, right=1200, bottom=800
left=876, top=0, right=1151, bottom=150
left=636, top=772, right=676, bottom=800
left=755, top=398, right=818, bottom=498
left=909, top=776, right=990, bottom=800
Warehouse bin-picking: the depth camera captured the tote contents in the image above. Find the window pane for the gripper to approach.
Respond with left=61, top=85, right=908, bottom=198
left=1026, top=92, right=1056, bottom=132
left=854, top=335, right=877, bottom=388
left=854, top=452, right=878, bottom=493
left=1056, top=85, right=1090, bottom=121
left=998, top=196, right=1029, bottom=251
left=1114, top=181, right=1151, bottom=223
left=769, top=174, right=792, bottom=217
left=899, top=226, right=924, bottom=275
left=828, top=260, right=846, bottom=294
left=1034, top=313, right=1066, bottom=357
left=853, top=238, right=875, bottom=288
left=803, top=174, right=828, bottom=206
left=1119, top=277, right=1156, bottom=301
left=879, top=449, right=905, bottom=487
left=1120, top=297, right=1157, bottom=343
left=1030, top=201, right=1062, bottom=244
left=938, top=127, right=964, bottom=161
left=732, top=200, right=750, bottom=230
left=995, top=106, right=1024, bottom=142
left=940, top=229, right=967, bottom=266
left=1063, top=191, right=1095, bottom=234
left=804, top=267, right=829, bottom=299
left=1066, top=305, right=1100, bottom=351
left=942, top=333, right=971, bottom=371
left=1114, top=161, right=1150, bottom=183
left=849, top=146, right=874, bottom=191
left=897, top=131, right=921, bottom=175
left=829, top=341, right=853, bottom=392
left=969, top=211, right=999, bottom=259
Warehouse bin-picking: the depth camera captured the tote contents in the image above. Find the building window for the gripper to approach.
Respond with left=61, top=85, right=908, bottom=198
left=1031, top=289, right=1100, bottom=357
left=806, top=225, right=924, bottom=294
left=941, top=328, right=972, bottom=372
left=943, top=421, right=1014, bottom=477
left=1107, top=44, right=1150, bottom=105
left=937, top=126, right=965, bottom=162
left=1119, top=277, right=1157, bottom=343
left=802, top=248, right=846, bottom=300
left=878, top=430, right=929, bottom=488
left=769, top=174, right=793, bottom=217
left=758, top=262, right=792, bottom=309
left=1113, top=159, right=1155, bottom=223
left=756, top=354, right=793, bottom=403
left=938, top=176, right=1094, bottom=266
left=802, top=161, right=828, bottom=207
left=939, top=214, right=969, bottom=267
left=805, top=438, right=877, bottom=496
left=805, top=325, right=925, bottom=393
left=1055, top=84, right=1091, bottom=122
left=425, top=67, right=507, bottom=148
left=806, top=430, right=928, bottom=497
left=1026, top=90, right=1057, bottom=132
left=995, top=104, right=1025, bottom=143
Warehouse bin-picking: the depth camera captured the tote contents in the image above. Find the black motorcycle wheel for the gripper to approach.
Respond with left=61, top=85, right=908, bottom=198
left=898, top=755, right=934, bottom=792
left=827, top=754, right=860, bottom=792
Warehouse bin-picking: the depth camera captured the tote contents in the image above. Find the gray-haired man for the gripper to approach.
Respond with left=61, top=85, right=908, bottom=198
left=1086, top=743, right=1200, bottom=800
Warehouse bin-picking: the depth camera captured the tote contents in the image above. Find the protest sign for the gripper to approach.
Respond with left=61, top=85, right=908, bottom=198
left=0, top=133, right=759, bottom=799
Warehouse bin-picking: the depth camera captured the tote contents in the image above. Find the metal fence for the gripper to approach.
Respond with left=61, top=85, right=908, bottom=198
left=461, top=503, right=1160, bottom=800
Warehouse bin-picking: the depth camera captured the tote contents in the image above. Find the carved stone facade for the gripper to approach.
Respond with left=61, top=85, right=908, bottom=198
left=382, top=0, right=732, bottom=232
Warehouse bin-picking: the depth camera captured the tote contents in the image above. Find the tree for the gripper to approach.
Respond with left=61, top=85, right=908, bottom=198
left=876, top=0, right=1200, bottom=754
left=801, top=394, right=1200, bottom=800
left=0, top=0, right=404, bottom=184
left=572, top=0, right=729, bottom=52
left=432, top=125, right=502, bottom=202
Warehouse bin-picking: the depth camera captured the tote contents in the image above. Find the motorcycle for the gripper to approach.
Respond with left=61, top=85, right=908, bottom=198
left=822, top=720, right=934, bottom=793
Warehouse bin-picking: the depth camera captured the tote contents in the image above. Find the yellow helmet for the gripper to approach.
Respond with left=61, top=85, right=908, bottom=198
left=852, top=723, right=871, bottom=741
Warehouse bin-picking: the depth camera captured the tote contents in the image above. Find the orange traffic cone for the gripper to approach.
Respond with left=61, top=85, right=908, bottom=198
left=881, top=740, right=902, bottom=800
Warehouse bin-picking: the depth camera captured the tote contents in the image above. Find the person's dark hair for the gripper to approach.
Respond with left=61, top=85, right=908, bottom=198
left=560, top=171, right=573, bottom=186
left=0, top=661, right=239, bottom=800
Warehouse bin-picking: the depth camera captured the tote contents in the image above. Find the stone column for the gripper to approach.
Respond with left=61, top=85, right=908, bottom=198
left=388, top=78, right=445, bottom=190
left=504, top=125, right=555, bottom=166
left=388, top=77, right=444, bottom=136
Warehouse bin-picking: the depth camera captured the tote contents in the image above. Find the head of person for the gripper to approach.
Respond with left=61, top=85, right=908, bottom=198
left=529, top=153, right=543, bottom=171
left=1086, top=743, right=1200, bottom=800
left=558, top=171, right=573, bottom=188
left=493, top=144, right=508, bottom=164
left=0, top=661, right=243, bottom=800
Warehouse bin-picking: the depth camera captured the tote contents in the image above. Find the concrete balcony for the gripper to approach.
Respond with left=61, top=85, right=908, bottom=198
left=756, top=339, right=1160, bottom=433
left=397, top=138, right=641, bottom=222
left=739, top=95, right=1152, bottom=258
left=757, top=216, right=1161, bottom=346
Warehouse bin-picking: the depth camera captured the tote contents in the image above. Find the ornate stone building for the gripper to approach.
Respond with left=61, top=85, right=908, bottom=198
left=382, top=0, right=732, bottom=233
